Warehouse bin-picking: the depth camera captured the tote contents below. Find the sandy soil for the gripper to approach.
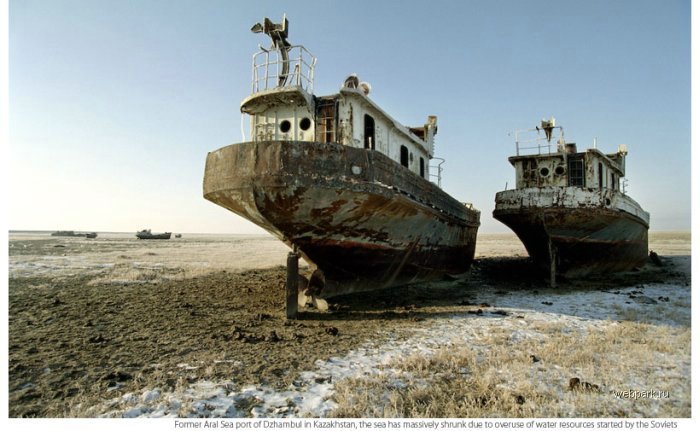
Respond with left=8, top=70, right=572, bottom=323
left=7, top=232, right=691, bottom=417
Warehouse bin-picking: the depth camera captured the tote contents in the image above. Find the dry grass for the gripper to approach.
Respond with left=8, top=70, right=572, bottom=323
left=611, top=300, right=691, bottom=327
left=330, top=320, right=690, bottom=418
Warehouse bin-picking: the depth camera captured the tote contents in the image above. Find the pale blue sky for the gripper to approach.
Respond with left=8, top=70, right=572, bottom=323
left=8, top=0, right=690, bottom=233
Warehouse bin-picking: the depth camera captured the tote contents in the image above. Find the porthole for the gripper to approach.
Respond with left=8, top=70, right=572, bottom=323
left=280, top=120, right=291, bottom=133
left=554, top=166, right=565, bottom=176
left=540, top=167, right=550, bottom=177
left=605, top=198, right=611, bottom=206
left=299, top=117, right=311, bottom=131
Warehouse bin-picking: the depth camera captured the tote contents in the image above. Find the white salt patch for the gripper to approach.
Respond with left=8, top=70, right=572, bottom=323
left=177, top=363, right=198, bottom=370
left=141, top=389, right=160, bottom=403
left=122, top=406, right=146, bottom=418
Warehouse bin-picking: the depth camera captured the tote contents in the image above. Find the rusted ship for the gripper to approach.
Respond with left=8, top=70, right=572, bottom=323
left=51, top=230, right=97, bottom=238
left=136, top=229, right=172, bottom=240
left=51, top=230, right=81, bottom=237
left=203, top=16, right=480, bottom=304
left=493, top=118, right=649, bottom=284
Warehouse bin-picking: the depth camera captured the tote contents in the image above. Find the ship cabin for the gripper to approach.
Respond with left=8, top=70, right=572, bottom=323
left=239, top=19, right=437, bottom=183
left=507, top=119, right=628, bottom=192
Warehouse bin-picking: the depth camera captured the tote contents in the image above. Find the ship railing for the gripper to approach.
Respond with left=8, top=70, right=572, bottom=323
left=252, top=45, right=316, bottom=94
left=514, top=127, right=564, bottom=156
left=429, top=157, right=445, bottom=188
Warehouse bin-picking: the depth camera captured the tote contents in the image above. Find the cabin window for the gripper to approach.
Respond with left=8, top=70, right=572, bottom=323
left=611, top=173, right=616, bottom=190
left=568, top=157, right=585, bottom=187
left=400, top=145, right=409, bottom=167
left=280, top=120, right=291, bottom=133
left=419, top=157, right=425, bottom=177
left=364, top=114, right=375, bottom=150
left=299, top=117, right=311, bottom=131
left=598, top=163, right=604, bottom=188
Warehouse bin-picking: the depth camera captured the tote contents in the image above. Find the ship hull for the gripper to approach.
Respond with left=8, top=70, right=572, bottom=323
left=204, top=140, right=480, bottom=297
left=494, top=187, right=649, bottom=277
left=136, top=233, right=172, bottom=240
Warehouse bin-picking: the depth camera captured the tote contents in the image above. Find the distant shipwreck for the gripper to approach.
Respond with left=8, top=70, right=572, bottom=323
left=493, top=118, right=650, bottom=286
left=203, top=15, right=480, bottom=315
left=51, top=230, right=98, bottom=238
left=136, top=229, right=172, bottom=240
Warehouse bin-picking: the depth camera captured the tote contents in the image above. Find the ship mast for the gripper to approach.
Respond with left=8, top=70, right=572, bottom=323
left=250, top=15, right=291, bottom=87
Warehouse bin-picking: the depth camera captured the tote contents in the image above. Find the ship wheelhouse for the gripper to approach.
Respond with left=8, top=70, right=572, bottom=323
left=239, top=18, right=438, bottom=183
left=506, top=118, right=628, bottom=193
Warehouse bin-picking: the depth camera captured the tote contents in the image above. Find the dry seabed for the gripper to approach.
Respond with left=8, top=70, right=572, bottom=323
left=7, top=232, right=691, bottom=418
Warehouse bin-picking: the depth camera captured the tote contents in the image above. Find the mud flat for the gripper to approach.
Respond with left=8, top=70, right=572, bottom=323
left=8, top=232, right=691, bottom=418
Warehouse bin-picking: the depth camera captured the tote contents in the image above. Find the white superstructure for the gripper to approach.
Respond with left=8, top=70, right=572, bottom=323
left=239, top=16, right=438, bottom=183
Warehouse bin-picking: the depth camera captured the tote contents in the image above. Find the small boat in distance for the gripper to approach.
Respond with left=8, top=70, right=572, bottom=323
left=493, top=118, right=649, bottom=285
left=136, top=229, right=172, bottom=240
left=51, top=230, right=80, bottom=237
left=51, top=230, right=97, bottom=238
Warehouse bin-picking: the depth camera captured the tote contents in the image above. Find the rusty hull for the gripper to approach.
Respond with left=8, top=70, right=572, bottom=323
left=493, top=203, right=649, bottom=278
left=204, top=140, right=480, bottom=297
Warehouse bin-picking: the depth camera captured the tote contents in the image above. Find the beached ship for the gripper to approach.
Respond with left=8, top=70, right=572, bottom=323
left=51, top=230, right=97, bottom=238
left=493, top=118, right=650, bottom=284
left=51, top=230, right=80, bottom=237
left=203, top=16, right=480, bottom=303
left=136, top=229, right=172, bottom=240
